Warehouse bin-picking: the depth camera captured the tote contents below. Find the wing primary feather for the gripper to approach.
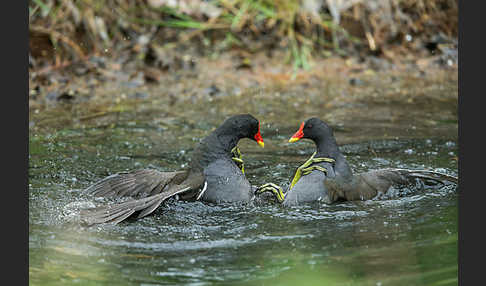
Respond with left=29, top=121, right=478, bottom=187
left=81, top=185, right=193, bottom=225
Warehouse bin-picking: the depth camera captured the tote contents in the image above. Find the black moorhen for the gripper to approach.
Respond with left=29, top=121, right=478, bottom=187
left=80, top=114, right=265, bottom=224
left=257, top=117, right=458, bottom=206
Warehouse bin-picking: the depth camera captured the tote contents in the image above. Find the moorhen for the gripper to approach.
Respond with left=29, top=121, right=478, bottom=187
left=80, top=114, right=265, bottom=224
left=257, top=117, right=458, bottom=205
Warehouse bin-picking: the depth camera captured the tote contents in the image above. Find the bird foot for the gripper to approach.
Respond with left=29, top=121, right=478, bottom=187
left=302, top=165, right=329, bottom=176
left=231, top=146, right=245, bottom=174
left=289, top=152, right=335, bottom=190
left=255, top=183, right=286, bottom=203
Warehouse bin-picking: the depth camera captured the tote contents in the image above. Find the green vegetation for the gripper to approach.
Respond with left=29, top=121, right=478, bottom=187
left=29, top=0, right=457, bottom=70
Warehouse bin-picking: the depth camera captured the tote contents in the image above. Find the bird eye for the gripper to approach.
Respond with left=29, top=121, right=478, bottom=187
left=307, top=124, right=313, bottom=129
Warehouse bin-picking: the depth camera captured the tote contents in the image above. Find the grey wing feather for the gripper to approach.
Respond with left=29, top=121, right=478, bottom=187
left=388, top=168, right=458, bottom=185
left=327, top=168, right=458, bottom=202
left=85, top=169, right=186, bottom=199
left=80, top=185, right=192, bottom=225
left=80, top=171, right=206, bottom=225
left=136, top=197, right=166, bottom=219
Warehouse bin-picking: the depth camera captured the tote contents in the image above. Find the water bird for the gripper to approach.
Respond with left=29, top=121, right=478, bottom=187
left=257, top=117, right=458, bottom=205
left=80, top=114, right=265, bottom=224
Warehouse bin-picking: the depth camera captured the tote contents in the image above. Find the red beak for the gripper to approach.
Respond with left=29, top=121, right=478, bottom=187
left=289, top=121, right=305, bottom=143
left=254, top=123, right=264, bottom=148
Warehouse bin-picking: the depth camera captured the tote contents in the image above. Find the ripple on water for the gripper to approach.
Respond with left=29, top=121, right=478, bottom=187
left=29, top=136, right=458, bottom=285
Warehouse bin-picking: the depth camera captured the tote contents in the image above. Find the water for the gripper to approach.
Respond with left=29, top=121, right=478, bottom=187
left=29, top=67, right=458, bottom=285
left=29, top=118, right=458, bottom=285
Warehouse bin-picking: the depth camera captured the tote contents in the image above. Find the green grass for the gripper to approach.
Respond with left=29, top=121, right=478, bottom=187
left=29, top=0, right=457, bottom=70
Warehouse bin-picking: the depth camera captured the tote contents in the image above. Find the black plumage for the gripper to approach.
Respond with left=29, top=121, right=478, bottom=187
left=80, top=114, right=265, bottom=224
left=259, top=118, right=457, bottom=205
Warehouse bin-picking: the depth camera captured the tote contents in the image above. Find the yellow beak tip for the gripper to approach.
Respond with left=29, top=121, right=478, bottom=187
left=288, top=137, right=300, bottom=143
left=258, top=141, right=265, bottom=148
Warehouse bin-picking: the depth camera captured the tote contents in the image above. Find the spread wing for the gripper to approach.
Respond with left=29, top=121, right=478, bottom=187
left=80, top=170, right=206, bottom=225
left=326, top=168, right=458, bottom=202
left=84, top=169, right=188, bottom=199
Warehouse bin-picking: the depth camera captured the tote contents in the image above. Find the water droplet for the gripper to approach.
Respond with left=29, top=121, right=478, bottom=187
left=445, top=141, right=456, bottom=147
left=404, top=149, right=414, bottom=155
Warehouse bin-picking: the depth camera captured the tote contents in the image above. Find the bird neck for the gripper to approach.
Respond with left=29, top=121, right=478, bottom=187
left=314, top=135, right=341, bottom=160
left=188, top=132, right=236, bottom=173
left=217, top=134, right=240, bottom=153
left=314, top=136, right=354, bottom=179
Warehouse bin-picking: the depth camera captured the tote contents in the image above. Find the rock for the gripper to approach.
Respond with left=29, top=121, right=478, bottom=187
left=45, top=90, right=76, bottom=102
left=203, top=84, right=222, bottom=97
left=349, top=78, right=365, bottom=86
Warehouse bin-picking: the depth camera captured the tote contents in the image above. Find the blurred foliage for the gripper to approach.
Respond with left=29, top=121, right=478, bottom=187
left=29, top=0, right=458, bottom=70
